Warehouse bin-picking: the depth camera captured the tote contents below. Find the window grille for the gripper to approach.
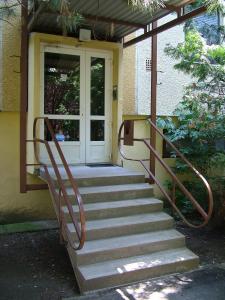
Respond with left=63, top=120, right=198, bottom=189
left=146, top=58, right=151, bottom=71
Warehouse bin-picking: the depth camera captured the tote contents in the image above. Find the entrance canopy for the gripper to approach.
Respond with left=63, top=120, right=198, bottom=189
left=21, top=0, right=208, bottom=192
left=28, top=0, right=206, bottom=44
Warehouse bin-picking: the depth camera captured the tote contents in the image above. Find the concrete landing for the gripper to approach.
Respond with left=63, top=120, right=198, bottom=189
left=40, top=165, right=146, bottom=187
left=43, top=165, right=144, bottom=180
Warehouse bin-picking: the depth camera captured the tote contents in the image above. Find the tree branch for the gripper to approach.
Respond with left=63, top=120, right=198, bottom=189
left=0, top=17, right=15, bottom=26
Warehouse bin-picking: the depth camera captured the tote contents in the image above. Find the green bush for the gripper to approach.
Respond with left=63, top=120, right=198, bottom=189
left=160, top=30, right=225, bottom=227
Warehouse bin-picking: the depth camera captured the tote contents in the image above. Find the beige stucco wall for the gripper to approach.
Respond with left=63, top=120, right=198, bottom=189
left=123, top=15, right=192, bottom=116
left=0, top=7, right=55, bottom=224
left=1, top=4, right=21, bottom=112
left=122, top=33, right=136, bottom=115
left=156, top=15, right=192, bottom=116
left=0, top=18, right=2, bottom=110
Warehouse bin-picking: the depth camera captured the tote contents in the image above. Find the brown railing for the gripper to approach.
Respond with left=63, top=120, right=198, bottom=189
left=26, top=117, right=85, bottom=250
left=118, top=117, right=213, bottom=228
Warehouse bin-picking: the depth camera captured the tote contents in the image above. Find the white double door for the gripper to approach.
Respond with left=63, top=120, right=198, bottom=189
left=40, top=46, right=112, bottom=164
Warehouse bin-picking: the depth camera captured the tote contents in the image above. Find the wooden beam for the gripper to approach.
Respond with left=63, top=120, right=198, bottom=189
left=150, top=21, right=157, bottom=183
left=20, top=0, right=28, bottom=193
left=124, top=5, right=207, bottom=48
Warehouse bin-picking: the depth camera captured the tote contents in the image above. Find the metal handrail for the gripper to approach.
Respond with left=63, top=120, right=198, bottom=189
left=27, top=117, right=85, bottom=250
left=118, top=117, right=213, bottom=228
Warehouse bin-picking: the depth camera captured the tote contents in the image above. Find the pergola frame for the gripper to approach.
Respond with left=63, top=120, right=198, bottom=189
left=123, top=5, right=207, bottom=48
left=20, top=0, right=208, bottom=192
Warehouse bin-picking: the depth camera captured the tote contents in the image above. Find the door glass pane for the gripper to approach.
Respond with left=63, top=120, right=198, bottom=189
left=91, top=57, right=105, bottom=116
left=44, top=53, right=80, bottom=115
left=45, top=119, right=80, bottom=141
left=91, top=120, right=104, bottom=141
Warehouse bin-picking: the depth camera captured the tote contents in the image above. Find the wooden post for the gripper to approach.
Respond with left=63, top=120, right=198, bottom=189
left=150, top=21, right=157, bottom=183
left=20, top=0, right=28, bottom=193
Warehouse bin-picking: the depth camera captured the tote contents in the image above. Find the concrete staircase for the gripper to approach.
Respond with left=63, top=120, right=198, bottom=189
left=42, top=166, right=199, bottom=293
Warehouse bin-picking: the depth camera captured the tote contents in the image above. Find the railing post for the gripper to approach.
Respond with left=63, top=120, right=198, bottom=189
left=20, top=0, right=28, bottom=193
left=150, top=21, right=157, bottom=183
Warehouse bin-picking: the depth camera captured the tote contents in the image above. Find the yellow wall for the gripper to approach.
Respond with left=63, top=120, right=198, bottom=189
left=0, top=7, right=56, bottom=224
left=0, top=112, right=55, bottom=224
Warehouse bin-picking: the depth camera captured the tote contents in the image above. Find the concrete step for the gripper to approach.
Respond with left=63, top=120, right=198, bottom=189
left=67, top=212, right=174, bottom=240
left=76, top=229, right=185, bottom=265
left=62, top=198, right=163, bottom=221
left=78, top=248, right=199, bottom=292
left=60, top=183, right=154, bottom=204
left=42, top=164, right=199, bottom=293
left=41, top=166, right=145, bottom=187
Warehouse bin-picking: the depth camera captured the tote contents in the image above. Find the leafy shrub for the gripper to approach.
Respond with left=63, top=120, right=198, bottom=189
left=160, top=30, right=225, bottom=227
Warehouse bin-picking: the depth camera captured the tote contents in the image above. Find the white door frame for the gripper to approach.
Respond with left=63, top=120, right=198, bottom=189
left=40, top=44, right=112, bottom=164
left=85, top=50, right=112, bottom=163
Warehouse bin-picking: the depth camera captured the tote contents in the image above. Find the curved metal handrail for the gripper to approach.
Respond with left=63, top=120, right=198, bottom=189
left=118, top=117, right=213, bottom=228
left=31, top=117, right=85, bottom=250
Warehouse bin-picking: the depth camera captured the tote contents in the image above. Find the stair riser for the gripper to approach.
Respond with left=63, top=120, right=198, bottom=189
left=77, top=237, right=185, bottom=265
left=63, top=202, right=163, bottom=221
left=54, top=175, right=146, bottom=188
left=69, top=219, right=174, bottom=241
left=80, top=257, right=199, bottom=292
left=68, top=188, right=154, bottom=204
